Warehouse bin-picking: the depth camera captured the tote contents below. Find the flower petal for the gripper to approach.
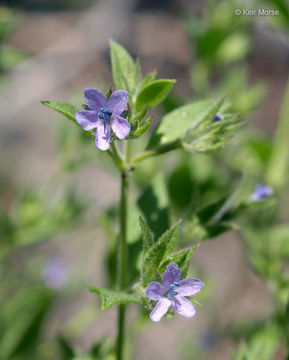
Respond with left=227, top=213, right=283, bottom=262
left=177, top=278, right=204, bottom=296
left=108, top=90, right=129, bottom=115
left=163, top=263, right=181, bottom=287
left=251, top=183, right=273, bottom=201
left=84, top=88, right=108, bottom=111
left=75, top=110, right=99, bottom=130
left=172, top=295, right=196, bottom=318
left=95, top=123, right=110, bottom=151
left=150, top=297, right=171, bottom=322
left=145, top=281, right=165, bottom=301
left=111, top=115, right=131, bottom=139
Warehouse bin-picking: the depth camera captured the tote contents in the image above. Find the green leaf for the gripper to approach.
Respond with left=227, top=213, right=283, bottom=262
left=135, top=79, right=176, bottom=112
left=110, top=39, right=141, bottom=94
left=140, top=71, right=157, bottom=89
left=129, top=117, right=153, bottom=138
left=88, top=286, right=141, bottom=310
left=148, top=99, right=213, bottom=148
left=148, top=96, right=242, bottom=152
left=182, top=100, right=243, bottom=153
left=159, top=246, right=198, bottom=276
left=41, top=100, right=78, bottom=123
left=132, top=106, right=148, bottom=122
left=142, top=220, right=181, bottom=283
left=139, top=216, right=154, bottom=253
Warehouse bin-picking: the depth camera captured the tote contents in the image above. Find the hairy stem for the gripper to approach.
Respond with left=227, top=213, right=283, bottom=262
left=116, top=171, right=128, bottom=360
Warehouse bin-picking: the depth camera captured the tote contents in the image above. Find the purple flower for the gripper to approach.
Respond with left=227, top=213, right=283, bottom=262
left=75, top=88, right=131, bottom=151
left=251, top=183, right=273, bottom=201
left=145, top=263, right=204, bottom=322
left=43, top=257, right=68, bottom=290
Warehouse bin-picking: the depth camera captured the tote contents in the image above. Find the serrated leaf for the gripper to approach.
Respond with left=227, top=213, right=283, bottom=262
left=142, top=221, right=181, bottom=283
left=135, top=79, right=176, bottom=112
left=88, top=286, right=141, bottom=310
left=110, top=40, right=141, bottom=94
left=139, top=216, right=154, bottom=253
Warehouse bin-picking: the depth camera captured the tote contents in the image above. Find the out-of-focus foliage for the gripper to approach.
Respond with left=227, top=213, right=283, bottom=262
left=0, top=188, right=87, bottom=256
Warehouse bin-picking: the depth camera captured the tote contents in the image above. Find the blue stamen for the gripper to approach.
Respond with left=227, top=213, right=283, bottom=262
left=99, top=107, right=113, bottom=122
left=166, top=282, right=179, bottom=300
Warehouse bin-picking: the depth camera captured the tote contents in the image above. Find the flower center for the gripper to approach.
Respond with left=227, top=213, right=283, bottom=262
left=166, top=282, right=179, bottom=300
left=98, top=107, right=113, bottom=121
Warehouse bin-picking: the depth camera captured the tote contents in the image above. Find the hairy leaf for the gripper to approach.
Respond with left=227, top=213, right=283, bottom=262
left=142, top=221, right=181, bottom=283
left=110, top=40, right=141, bottom=94
left=139, top=216, right=154, bottom=253
left=88, top=286, right=141, bottom=310
left=159, top=246, right=198, bottom=276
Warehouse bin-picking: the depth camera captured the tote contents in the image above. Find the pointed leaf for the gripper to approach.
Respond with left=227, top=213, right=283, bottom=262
left=41, top=100, right=78, bottom=123
left=142, top=220, right=181, bottom=283
left=159, top=246, right=198, bottom=275
left=140, top=71, right=157, bottom=89
left=148, top=99, right=213, bottom=148
left=110, top=40, right=141, bottom=93
left=139, top=216, right=154, bottom=253
left=135, top=79, right=176, bottom=112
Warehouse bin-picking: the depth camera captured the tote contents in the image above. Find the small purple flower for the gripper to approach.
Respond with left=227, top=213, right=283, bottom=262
left=145, top=263, right=204, bottom=322
left=43, top=257, right=68, bottom=290
left=75, top=88, right=131, bottom=151
left=251, top=183, right=273, bottom=201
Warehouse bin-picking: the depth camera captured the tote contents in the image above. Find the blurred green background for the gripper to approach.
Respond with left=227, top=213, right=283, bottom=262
left=0, top=0, right=289, bottom=359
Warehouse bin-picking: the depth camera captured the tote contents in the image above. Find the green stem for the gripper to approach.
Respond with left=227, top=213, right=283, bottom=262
left=110, top=142, right=125, bottom=171
left=116, top=171, right=128, bottom=360
left=131, top=139, right=181, bottom=165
